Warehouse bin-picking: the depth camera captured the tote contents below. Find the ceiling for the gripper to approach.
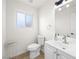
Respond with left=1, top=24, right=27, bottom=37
left=16, top=0, right=48, bottom=8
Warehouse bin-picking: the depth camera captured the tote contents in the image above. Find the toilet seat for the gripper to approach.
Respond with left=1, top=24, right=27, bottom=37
left=27, top=43, right=40, bottom=51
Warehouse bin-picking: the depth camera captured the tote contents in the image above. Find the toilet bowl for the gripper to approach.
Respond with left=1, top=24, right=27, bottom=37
left=27, top=43, right=40, bottom=59
left=27, top=35, right=45, bottom=59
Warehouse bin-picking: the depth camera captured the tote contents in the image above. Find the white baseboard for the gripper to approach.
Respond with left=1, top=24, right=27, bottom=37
left=10, top=50, right=28, bottom=58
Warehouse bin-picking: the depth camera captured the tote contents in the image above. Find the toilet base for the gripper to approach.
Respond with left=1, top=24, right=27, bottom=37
left=30, top=48, right=40, bottom=59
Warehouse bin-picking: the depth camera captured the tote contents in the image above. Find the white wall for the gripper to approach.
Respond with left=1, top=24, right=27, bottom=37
left=39, top=0, right=55, bottom=40
left=2, top=0, right=8, bottom=59
left=6, top=0, right=38, bottom=57
left=55, top=1, right=76, bottom=38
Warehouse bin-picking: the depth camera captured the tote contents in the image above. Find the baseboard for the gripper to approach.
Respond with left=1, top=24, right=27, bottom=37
left=10, top=50, right=28, bottom=58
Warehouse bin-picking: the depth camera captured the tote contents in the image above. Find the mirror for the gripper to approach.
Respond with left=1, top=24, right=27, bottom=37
left=55, top=0, right=76, bottom=38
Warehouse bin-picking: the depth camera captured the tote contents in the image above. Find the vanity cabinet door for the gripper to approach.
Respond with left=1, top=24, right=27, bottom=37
left=44, top=44, right=57, bottom=59
left=58, top=50, right=76, bottom=59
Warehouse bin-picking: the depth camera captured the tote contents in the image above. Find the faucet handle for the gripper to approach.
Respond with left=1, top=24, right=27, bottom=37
left=71, top=33, right=74, bottom=35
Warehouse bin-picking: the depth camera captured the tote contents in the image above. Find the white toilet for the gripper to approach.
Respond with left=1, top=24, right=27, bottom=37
left=27, top=35, right=45, bottom=59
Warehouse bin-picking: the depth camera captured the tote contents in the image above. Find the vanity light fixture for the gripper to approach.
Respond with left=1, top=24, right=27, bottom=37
left=55, top=0, right=63, bottom=6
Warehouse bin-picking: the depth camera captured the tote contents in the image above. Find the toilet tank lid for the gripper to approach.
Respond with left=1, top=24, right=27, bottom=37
left=38, top=34, right=44, bottom=38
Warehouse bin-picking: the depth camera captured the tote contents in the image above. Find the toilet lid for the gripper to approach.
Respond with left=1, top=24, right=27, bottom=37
left=28, top=43, right=40, bottom=50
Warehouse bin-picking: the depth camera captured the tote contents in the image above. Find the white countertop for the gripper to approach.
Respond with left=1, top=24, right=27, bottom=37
left=45, top=38, right=76, bottom=58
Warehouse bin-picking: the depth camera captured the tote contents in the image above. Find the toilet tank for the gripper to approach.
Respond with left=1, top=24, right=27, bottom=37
left=37, top=35, right=45, bottom=46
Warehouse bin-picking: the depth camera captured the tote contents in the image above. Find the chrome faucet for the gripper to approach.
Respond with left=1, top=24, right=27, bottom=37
left=62, top=35, right=68, bottom=44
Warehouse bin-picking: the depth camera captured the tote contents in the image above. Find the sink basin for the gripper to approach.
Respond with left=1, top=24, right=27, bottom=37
left=54, top=37, right=75, bottom=48
left=48, top=39, right=73, bottom=50
left=54, top=41, right=70, bottom=50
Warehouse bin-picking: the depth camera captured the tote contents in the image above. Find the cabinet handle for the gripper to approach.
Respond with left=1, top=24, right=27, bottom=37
left=54, top=51, right=60, bottom=56
left=56, top=53, right=60, bottom=56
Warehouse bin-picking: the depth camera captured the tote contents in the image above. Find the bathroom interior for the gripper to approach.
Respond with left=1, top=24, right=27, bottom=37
left=2, top=0, right=76, bottom=59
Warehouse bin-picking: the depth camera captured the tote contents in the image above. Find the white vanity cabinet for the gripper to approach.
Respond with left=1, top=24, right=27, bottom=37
left=45, top=43, right=76, bottom=59
left=44, top=43, right=57, bottom=59
left=58, top=50, right=75, bottom=59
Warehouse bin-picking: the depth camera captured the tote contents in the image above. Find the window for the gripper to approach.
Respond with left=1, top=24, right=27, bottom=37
left=16, top=12, right=32, bottom=28
left=25, top=15, right=32, bottom=27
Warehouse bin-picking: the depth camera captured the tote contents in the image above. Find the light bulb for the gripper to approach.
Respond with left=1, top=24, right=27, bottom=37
left=66, top=4, right=70, bottom=8
left=58, top=8, right=62, bottom=11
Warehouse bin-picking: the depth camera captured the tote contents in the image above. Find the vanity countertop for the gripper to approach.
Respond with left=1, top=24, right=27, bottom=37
left=45, top=38, right=76, bottom=58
